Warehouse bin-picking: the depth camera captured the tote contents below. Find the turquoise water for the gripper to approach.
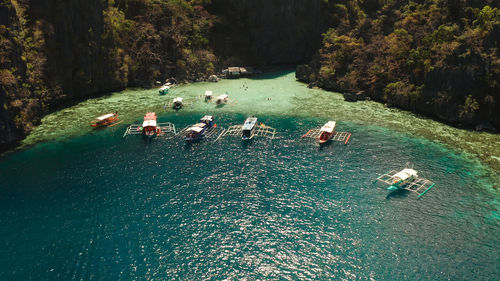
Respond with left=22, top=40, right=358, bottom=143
left=1, top=113, right=499, bottom=280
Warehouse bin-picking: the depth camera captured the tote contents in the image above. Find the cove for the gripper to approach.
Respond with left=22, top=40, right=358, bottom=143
left=0, top=71, right=499, bottom=280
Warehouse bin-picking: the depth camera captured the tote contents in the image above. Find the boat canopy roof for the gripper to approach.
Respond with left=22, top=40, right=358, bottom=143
left=142, top=120, right=157, bottom=128
left=200, top=115, right=213, bottom=121
left=188, top=124, right=205, bottom=132
left=320, top=121, right=336, bottom=133
left=205, top=90, right=213, bottom=96
left=96, top=113, right=115, bottom=121
left=173, top=97, right=183, bottom=103
left=242, top=117, right=258, bottom=130
left=394, top=168, right=418, bottom=180
left=216, top=94, right=228, bottom=100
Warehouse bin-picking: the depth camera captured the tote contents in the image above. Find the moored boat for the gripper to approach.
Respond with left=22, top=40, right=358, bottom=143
left=374, top=164, right=435, bottom=198
left=173, top=97, right=183, bottom=109
left=91, top=112, right=119, bottom=128
left=388, top=168, right=418, bottom=190
left=142, top=112, right=159, bottom=137
left=242, top=117, right=258, bottom=140
left=318, top=121, right=336, bottom=144
left=215, top=94, right=228, bottom=104
left=185, top=115, right=215, bottom=142
left=205, top=90, right=213, bottom=101
left=159, top=83, right=172, bottom=95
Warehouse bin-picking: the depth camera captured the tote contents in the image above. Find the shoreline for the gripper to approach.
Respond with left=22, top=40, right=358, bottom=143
left=1, top=70, right=499, bottom=188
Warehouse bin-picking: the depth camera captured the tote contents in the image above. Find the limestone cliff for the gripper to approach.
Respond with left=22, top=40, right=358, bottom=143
left=297, top=0, right=500, bottom=131
left=0, top=0, right=217, bottom=150
left=207, top=0, right=325, bottom=65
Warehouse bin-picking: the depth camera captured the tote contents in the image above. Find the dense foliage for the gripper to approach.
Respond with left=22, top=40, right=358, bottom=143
left=0, top=0, right=215, bottom=143
left=300, top=0, right=500, bottom=128
left=1, top=0, right=499, bottom=148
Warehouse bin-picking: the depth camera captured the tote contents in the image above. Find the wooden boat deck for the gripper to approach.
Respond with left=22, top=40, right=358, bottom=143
left=123, top=122, right=176, bottom=138
left=375, top=170, right=436, bottom=198
left=218, top=124, right=276, bottom=141
left=301, top=128, right=351, bottom=144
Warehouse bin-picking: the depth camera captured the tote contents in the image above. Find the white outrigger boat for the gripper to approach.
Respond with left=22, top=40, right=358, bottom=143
left=242, top=117, right=258, bottom=140
left=172, top=97, right=183, bottom=109
left=215, top=94, right=228, bottom=104
left=374, top=164, right=436, bottom=198
left=318, top=121, right=336, bottom=144
left=218, top=117, right=276, bottom=141
left=301, top=120, right=351, bottom=145
left=204, top=90, right=213, bottom=101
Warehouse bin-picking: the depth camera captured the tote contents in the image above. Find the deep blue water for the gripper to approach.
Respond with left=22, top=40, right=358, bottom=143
left=0, top=114, right=499, bottom=280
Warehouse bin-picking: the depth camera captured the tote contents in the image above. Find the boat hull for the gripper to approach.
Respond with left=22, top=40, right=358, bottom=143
left=91, top=115, right=119, bottom=128
left=318, top=132, right=334, bottom=144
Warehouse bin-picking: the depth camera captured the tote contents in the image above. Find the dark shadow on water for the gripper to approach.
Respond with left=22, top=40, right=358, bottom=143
left=386, top=189, right=411, bottom=200
left=183, top=141, right=193, bottom=150
left=318, top=141, right=334, bottom=151
left=241, top=139, right=254, bottom=149
left=247, top=68, right=295, bottom=80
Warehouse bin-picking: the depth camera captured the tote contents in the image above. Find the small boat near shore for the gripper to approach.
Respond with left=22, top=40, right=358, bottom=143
left=215, top=94, right=228, bottom=104
left=185, top=115, right=216, bottom=142
left=142, top=112, right=159, bottom=137
left=123, top=112, right=177, bottom=139
left=374, top=163, right=436, bottom=199
left=242, top=117, right=258, bottom=140
left=318, top=121, right=336, bottom=144
left=205, top=90, right=213, bottom=101
left=301, top=120, right=351, bottom=145
left=173, top=97, right=183, bottom=109
left=91, top=112, right=119, bottom=128
left=219, top=117, right=276, bottom=141
left=159, top=82, right=174, bottom=95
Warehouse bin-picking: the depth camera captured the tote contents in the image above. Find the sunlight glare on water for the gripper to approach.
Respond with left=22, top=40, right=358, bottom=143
left=0, top=114, right=499, bottom=280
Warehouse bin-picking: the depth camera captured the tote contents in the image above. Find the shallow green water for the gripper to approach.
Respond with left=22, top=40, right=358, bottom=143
left=23, top=71, right=500, bottom=187
left=1, top=71, right=498, bottom=280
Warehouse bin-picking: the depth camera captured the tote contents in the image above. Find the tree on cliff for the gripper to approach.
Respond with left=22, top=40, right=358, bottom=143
left=300, top=0, right=500, bottom=130
left=0, top=0, right=217, bottom=147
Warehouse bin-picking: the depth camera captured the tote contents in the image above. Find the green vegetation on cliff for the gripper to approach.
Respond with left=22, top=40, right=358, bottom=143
left=0, top=0, right=216, bottom=146
left=298, top=0, right=500, bottom=130
left=1, top=0, right=499, bottom=149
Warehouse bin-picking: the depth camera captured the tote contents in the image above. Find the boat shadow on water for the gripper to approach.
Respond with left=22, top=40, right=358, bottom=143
left=241, top=138, right=254, bottom=148
left=318, top=141, right=335, bottom=151
left=385, top=189, right=411, bottom=200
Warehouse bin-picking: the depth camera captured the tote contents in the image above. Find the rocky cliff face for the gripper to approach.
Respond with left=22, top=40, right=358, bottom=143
left=208, top=0, right=326, bottom=65
left=297, top=1, right=500, bottom=131
left=0, top=0, right=217, bottom=150
left=0, top=0, right=328, bottom=150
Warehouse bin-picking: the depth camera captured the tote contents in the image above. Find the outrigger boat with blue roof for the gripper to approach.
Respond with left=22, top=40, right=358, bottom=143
left=177, top=115, right=224, bottom=143
left=374, top=163, right=436, bottom=199
left=301, top=120, right=351, bottom=145
left=123, top=112, right=176, bottom=138
left=218, top=117, right=276, bottom=141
